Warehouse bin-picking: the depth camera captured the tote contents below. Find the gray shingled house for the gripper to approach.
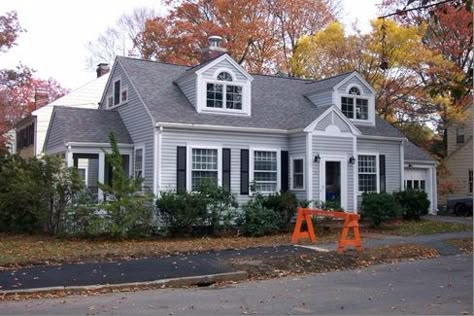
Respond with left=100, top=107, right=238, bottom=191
left=44, top=37, right=437, bottom=212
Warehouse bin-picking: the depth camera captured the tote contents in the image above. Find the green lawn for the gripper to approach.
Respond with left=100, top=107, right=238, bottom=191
left=374, top=219, right=472, bottom=236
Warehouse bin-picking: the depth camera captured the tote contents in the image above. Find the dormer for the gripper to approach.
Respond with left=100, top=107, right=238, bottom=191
left=306, top=71, right=376, bottom=126
left=176, top=36, right=253, bottom=116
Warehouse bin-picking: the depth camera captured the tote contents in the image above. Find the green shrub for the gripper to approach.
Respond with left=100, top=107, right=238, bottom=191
left=0, top=154, right=83, bottom=234
left=196, top=180, right=238, bottom=231
left=394, top=189, right=430, bottom=220
left=98, top=134, right=155, bottom=238
left=261, top=191, right=298, bottom=231
left=156, top=191, right=208, bottom=235
left=63, top=190, right=105, bottom=236
left=361, top=192, right=401, bottom=227
left=313, top=200, right=344, bottom=211
left=237, top=194, right=281, bottom=237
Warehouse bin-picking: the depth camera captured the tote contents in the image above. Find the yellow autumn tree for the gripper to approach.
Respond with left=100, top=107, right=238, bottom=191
left=291, top=20, right=463, bottom=154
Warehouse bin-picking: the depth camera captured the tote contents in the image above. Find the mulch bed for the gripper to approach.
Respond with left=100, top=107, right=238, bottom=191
left=228, top=244, right=440, bottom=280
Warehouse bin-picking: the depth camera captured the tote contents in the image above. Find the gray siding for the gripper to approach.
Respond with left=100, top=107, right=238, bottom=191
left=201, top=59, right=247, bottom=81
left=312, top=135, right=355, bottom=211
left=315, top=113, right=332, bottom=131
left=357, top=139, right=402, bottom=198
left=176, top=74, right=197, bottom=108
left=45, top=112, right=63, bottom=151
left=160, top=128, right=288, bottom=206
left=307, top=91, right=333, bottom=107
left=108, top=62, right=155, bottom=190
left=288, top=133, right=307, bottom=200
left=337, top=76, right=371, bottom=95
left=333, top=114, right=351, bottom=132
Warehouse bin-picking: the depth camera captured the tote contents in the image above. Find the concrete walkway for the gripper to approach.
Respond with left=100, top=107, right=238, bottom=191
left=0, top=231, right=471, bottom=293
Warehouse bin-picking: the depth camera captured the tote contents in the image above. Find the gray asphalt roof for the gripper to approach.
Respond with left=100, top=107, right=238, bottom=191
left=118, top=57, right=404, bottom=137
left=46, top=107, right=132, bottom=148
left=404, top=140, right=435, bottom=162
left=304, top=71, right=354, bottom=94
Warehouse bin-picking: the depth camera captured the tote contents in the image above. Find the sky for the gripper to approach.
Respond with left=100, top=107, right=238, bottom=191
left=0, top=0, right=379, bottom=90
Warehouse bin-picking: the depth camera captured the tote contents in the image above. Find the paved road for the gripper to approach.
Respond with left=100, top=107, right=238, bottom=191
left=1, top=255, right=471, bottom=315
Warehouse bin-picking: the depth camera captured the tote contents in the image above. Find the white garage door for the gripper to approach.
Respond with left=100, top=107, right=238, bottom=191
left=404, top=168, right=428, bottom=191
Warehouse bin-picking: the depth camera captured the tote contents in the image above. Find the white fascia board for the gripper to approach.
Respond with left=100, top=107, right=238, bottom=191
left=333, top=71, right=376, bottom=95
left=195, top=54, right=254, bottom=82
left=404, top=159, right=438, bottom=166
left=156, top=122, right=301, bottom=134
left=65, top=142, right=134, bottom=148
left=357, top=135, right=406, bottom=142
left=303, top=105, right=361, bottom=135
left=98, top=57, right=119, bottom=108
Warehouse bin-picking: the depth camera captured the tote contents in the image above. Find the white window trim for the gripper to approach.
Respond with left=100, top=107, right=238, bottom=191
left=340, top=93, right=370, bottom=122
left=78, top=167, right=88, bottom=185
left=203, top=79, right=246, bottom=112
left=318, top=154, right=348, bottom=210
left=107, top=76, right=129, bottom=109
left=212, top=67, right=238, bottom=81
left=186, top=144, right=222, bottom=192
left=357, top=152, right=380, bottom=195
left=333, top=83, right=376, bottom=126
left=196, top=66, right=252, bottom=116
left=290, top=156, right=305, bottom=190
left=134, top=145, right=145, bottom=179
left=249, top=147, right=281, bottom=195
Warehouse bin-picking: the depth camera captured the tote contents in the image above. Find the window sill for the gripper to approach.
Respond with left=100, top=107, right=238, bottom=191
left=201, top=108, right=250, bottom=116
left=291, top=187, right=306, bottom=191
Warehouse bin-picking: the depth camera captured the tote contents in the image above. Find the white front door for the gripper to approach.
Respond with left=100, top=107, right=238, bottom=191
left=319, top=156, right=347, bottom=209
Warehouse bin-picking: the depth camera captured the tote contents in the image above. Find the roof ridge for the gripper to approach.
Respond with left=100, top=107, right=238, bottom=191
left=117, top=56, right=192, bottom=68
left=251, top=73, right=315, bottom=82
left=305, top=70, right=356, bottom=85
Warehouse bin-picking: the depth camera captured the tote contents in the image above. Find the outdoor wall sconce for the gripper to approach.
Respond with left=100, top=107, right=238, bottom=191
left=314, top=154, right=320, bottom=163
left=348, top=156, right=356, bottom=164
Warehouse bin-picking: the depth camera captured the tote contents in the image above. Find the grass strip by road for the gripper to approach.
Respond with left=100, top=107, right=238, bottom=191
left=366, top=219, right=472, bottom=236
left=0, top=232, right=339, bottom=269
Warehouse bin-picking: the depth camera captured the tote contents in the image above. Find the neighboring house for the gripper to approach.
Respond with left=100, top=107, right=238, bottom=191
left=43, top=37, right=437, bottom=212
left=439, top=104, right=473, bottom=206
left=11, top=64, right=110, bottom=158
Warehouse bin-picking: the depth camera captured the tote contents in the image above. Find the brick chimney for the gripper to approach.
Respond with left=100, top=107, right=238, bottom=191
left=200, top=36, right=227, bottom=63
left=96, top=63, right=110, bottom=78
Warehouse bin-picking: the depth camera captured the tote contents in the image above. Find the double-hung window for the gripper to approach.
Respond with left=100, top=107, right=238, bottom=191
left=191, top=148, right=218, bottom=190
left=134, top=148, right=144, bottom=178
left=206, top=71, right=242, bottom=110
left=253, top=151, right=278, bottom=193
left=341, top=87, right=368, bottom=120
left=358, top=155, right=377, bottom=192
left=291, top=157, right=304, bottom=190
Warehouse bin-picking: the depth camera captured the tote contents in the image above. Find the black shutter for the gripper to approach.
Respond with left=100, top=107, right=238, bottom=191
left=379, top=155, right=386, bottom=193
left=240, top=149, right=249, bottom=195
left=222, top=148, right=231, bottom=191
left=176, top=146, right=186, bottom=193
left=281, top=151, right=289, bottom=192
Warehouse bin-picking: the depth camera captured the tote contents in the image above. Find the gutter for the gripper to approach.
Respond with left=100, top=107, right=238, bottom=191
left=65, top=142, right=134, bottom=148
left=156, top=122, right=303, bottom=134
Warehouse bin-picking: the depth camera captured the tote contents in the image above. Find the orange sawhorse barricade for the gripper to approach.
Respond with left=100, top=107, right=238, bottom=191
left=291, top=207, right=362, bottom=254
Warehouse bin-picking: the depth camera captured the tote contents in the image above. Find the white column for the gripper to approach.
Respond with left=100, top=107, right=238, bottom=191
left=98, top=152, right=105, bottom=202
left=306, top=132, right=313, bottom=206
left=66, top=146, right=73, bottom=167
